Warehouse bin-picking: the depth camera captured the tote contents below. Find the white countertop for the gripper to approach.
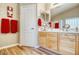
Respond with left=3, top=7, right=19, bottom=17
left=38, top=29, right=79, bottom=34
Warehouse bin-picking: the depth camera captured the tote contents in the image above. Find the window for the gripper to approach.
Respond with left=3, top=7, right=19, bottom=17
left=59, top=17, right=79, bottom=30
left=65, top=17, right=79, bottom=28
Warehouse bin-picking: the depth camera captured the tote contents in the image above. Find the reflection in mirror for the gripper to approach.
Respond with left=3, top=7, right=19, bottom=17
left=40, top=12, right=49, bottom=21
left=59, top=17, right=79, bottom=32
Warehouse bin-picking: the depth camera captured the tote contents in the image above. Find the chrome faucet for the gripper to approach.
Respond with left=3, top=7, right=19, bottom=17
left=63, top=24, right=70, bottom=31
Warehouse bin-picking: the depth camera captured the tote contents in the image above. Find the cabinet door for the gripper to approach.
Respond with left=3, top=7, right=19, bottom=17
left=39, top=37, right=47, bottom=47
left=47, top=37, right=57, bottom=50
left=60, top=33, right=75, bottom=55
left=47, top=32, right=58, bottom=51
left=39, top=32, right=47, bottom=48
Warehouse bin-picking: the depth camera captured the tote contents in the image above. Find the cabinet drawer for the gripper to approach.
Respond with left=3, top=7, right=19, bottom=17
left=61, top=34, right=75, bottom=39
left=61, top=37, right=75, bottom=42
left=39, top=32, right=47, bottom=37
left=47, top=37, right=57, bottom=41
left=47, top=32, right=57, bottom=37
left=62, top=36, right=75, bottom=40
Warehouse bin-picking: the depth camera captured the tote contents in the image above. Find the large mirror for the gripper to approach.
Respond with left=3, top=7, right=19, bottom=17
left=50, top=3, right=79, bottom=31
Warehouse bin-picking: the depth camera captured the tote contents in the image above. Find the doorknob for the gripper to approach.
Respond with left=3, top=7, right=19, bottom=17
left=31, top=28, right=34, bottom=30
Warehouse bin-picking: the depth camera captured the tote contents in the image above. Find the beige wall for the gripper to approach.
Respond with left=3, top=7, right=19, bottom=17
left=0, top=3, right=19, bottom=47
left=51, top=5, right=79, bottom=21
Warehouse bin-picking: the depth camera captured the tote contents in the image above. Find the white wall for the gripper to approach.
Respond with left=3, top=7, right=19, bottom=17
left=0, top=3, right=19, bottom=47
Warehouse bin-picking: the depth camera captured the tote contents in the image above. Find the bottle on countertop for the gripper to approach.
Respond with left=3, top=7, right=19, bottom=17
left=76, top=27, right=78, bottom=32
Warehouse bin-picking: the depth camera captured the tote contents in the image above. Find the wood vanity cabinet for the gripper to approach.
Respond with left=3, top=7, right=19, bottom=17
left=39, top=32, right=47, bottom=48
left=39, top=32, right=79, bottom=55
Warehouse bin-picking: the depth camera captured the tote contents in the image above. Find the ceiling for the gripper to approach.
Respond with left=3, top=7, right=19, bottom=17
left=51, top=3, right=79, bottom=17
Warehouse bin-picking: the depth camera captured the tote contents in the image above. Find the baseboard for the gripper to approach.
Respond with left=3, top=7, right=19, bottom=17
left=0, top=43, right=19, bottom=50
left=33, top=45, right=40, bottom=48
left=0, top=43, right=40, bottom=50
left=19, top=44, right=40, bottom=48
left=18, top=44, right=23, bottom=46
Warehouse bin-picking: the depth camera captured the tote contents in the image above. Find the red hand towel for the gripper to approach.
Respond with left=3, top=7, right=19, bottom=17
left=11, top=20, right=18, bottom=33
left=1, top=18, right=10, bottom=33
left=38, top=18, right=42, bottom=26
left=55, top=22, right=59, bottom=29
